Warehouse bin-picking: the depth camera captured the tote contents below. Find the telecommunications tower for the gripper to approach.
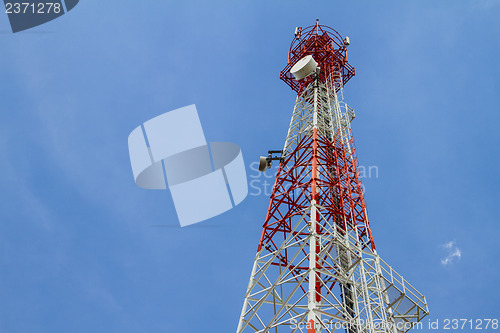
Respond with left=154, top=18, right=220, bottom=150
left=236, top=20, right=428, bottom=333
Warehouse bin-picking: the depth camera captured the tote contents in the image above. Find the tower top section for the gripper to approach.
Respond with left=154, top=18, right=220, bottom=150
left=280, top=19, right=355, bottom=93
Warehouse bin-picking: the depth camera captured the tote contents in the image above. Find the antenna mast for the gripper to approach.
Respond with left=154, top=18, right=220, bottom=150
left=237, top=21, right=428, bottom=333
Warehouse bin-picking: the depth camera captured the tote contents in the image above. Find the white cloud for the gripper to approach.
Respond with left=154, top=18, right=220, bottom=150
left=441, top=241, right=462, bottom=265
left=443, top=241, right=454, bottom=249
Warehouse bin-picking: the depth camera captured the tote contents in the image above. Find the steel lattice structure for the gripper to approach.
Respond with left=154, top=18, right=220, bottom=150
left=236, top=21, right=429, bottom=333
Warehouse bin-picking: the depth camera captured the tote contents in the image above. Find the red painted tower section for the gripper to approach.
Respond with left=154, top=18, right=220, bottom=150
left=280, top=21, right=355, bottom=94
left=259, top=21, right=373, bottom=332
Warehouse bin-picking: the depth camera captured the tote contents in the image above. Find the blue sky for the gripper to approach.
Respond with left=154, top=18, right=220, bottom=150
left=0, top=1, right=499, bottom=332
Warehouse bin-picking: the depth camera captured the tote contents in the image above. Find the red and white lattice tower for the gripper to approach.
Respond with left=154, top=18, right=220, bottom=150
left=236, top=20, right=429, bottom=333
